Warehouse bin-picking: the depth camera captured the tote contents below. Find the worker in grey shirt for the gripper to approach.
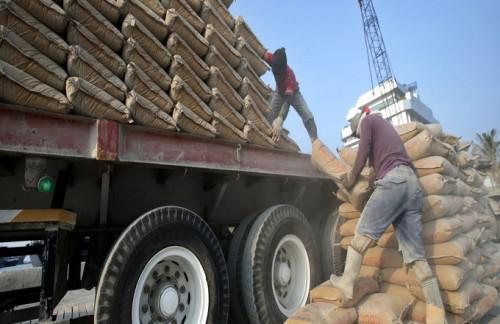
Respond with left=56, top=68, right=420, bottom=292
left=330, top=108, right=446, bottom=324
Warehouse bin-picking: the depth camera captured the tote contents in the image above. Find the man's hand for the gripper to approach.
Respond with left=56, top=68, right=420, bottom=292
left=342, top=171, right=357, bottom=190
left=271, top=116, right=283, bottom=143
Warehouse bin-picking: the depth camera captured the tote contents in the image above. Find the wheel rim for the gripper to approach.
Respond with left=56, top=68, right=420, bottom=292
left=132, top=246, right=209, bottom=324
left=271, top=234, right=310, bottom=317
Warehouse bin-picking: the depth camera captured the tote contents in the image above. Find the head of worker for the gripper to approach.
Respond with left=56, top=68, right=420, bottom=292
left=350, top=107, right=370, bottom=138
left=271, top=47, right=287, bottom=76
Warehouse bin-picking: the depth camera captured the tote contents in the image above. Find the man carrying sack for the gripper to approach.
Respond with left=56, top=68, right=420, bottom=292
left=330, top=107, right=446, bottom=324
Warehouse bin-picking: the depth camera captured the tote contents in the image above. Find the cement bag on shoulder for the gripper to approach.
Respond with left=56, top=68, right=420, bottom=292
left=209, top=88, right=245, bottom=129
left=422, top=195, right=464, bottom=223
left=167, top=33, right=210, bottom=80
left=117, top=0, right=168, bottom=42
left=67, top=46, right=127, bottom=101
left=172, top=102, right=216, bottom=138
left=0, top=26, right=67, bottom=91
left=236, top=37, right=268, bottom=76
left=243, top=121, right=275, bottom=149
left=0, top=1, right=68, bottom=65
left=15, top=0, right=68, bottom=34
left=125, top=63, right=174, bottom=114
left=170, top=75, right=213, bottom=122
left=310, top=277, right=378, bottom=307
left=204, top=24, right=241, bottom=68
left=122, top=38, right=171, bottom=91
left=241, top=95, right=271, bottom=135
left=86, top=0, right=121, bottom=24
left=170, top=55, right=211, bottom=103
left=414, top=156, right=466, bottom=181
left=67, top=21, right=126, bottom=78
left=122, top=14, right=172, bottom=69
left=126, top=91, right=177, bottom=131
left=404, top=129, right=454, bottom=161
left=237, top=58, right=272, bottom=100
left=200, top=3, right=235, bottom=45
left=64, top=0, right=124, bottom=52
left=207, top=66, right=244, bottom=110
left=466, top=284, right=498, bottom=322
left=163, top=0, right=205, bottom=33
left=357, top=293, right=414, bottom=324
left=339, top=202, right=361, bottom=220
left=0, top=61, right=70, bottom=113
left=165, top=9, right=208, bottom=56
left=204, top=0, right=234, bottom=29
left=311, top=139, right=349, bottom=183
left=285, top=302, right=357, bottom=324
left=205, top=46, right=242, bottom=89
left=363, top=247, right=403, bottom=268
left=66, top=77, right=132, bottom=123
left=239, top=77, right=272, bottom=115
left=234, top=16, right=266, bottom=57
left=425, top=235, right=473, bottom=265
left=212, top=111, right=246, bottom=144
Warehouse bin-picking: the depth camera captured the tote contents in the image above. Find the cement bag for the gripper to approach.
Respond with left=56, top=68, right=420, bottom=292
left=124, top=63, right=174, bottom=114
left=357, top=293, right=414, bottom=324
left=117, top=0, right=168, bottom=42
left=170, top=75, right=212, bottom=122
left=200, top=3, right=235, bottom=46
left=377, top=232, right=398, bottom=248
left=66, top=77, right=132, bottom=123
left=340, top=219, right=394, bottom=237
left=126, top=91, right=177, bottom=131
left=285, top=302, right=357, bottom=324
left=212, top=111, right=246, bottom=143
left=163, top=0, right=202, bottom=13
left=165, top=9, right=208, bottom=56
left=421, top=215, right=463, bottom=244
left=480, top=242, right=498, bottom=258
left=243, top=121, right=275, bottom=149
left=395, top=122, right=442, bottom=142
left=204, top=24, right=241, bottom=68
left=456, top=151, right=473, bottom=169
left=239, top=77, right=272, bottom=115
left=234, top=16, right=266, bottom=57
left=64, top=0, right=124, bottom=52
left=419, top=173, right=457, bottom=196
left=138, top=0, right=166, bottom=18
left=166, top=33, right=210, bottom=80
left=422, top=195, right=464, bottom=223
left=162, top=0, right=205, bottom=33
left=339, top=202, right=361, bottom=220
left=207, top=66, right=244, bottom=110
left=204, top=0, right=235, bottom=29
left=276, top=133, right=300, bottom=153
left=406, top=301, right=426, bottom=323
left=0, top=26, right=67, bottom=91
left=340, top=236, right=351, bottom=250
left=241, top=95, right=271, bottom=135
left=363, top=247, right=403, bottom=268
left=311, top=139, right=349, bottom=183
left=205, top=46, right=242, bottom=89
left=122, top=38, right=171, bottom=91
left=169, top=55, right=211, bottom=103
left=236, top=37, right=268, bottom=76
left=336, top=179, right=372, bottom=211
left=425, top=235, right=473, bottom=265
left=221, top=0, right=233, bottom=9
left=0, top=61, right=70, bottom=113
left=67, top=21, right=126, bottom=78
left=466, top=284, right=498, bottom=322
left=0, top=2, right=68, bottom=65
left=310, top=277, right=379, bottom=307
left=85, top=0, right=120, bottom=24
left=413, top=156, right=466, bottom=180
left=237, top=58, right=272, bottom=100
left=456, top=212, right=478, bottom=233
left=476, top=261, right=500, bottom=281
left=67, top=46, right=127, bottom=101
left=338, top=146, right=357, bottom=166
left=359, top=265, right=381, bottom=281
left=379, top=283, right=413, bottom=299
left=172, top=102, right=217, bottom=138
left=122, top=14, right=171, bottom=69
left=463, top=168, right=484, bottom=187
left=209, top=88, right=245, bottom=129
left=404, top=130, right=454, bottom=161
left=15, top=0, right=68, bottom=34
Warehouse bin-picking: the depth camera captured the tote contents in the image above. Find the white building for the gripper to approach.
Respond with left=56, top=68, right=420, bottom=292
left=342, top=79, right=438, bottom=147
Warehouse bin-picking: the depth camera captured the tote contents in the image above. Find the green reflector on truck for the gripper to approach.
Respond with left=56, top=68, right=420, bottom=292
left=37, top=176, right=55, bottom=193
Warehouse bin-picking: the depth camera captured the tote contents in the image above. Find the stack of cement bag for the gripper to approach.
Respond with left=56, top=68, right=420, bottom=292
left=285, top=122, right=499, bottom=323
left=0, top=0, right=299, bottom=152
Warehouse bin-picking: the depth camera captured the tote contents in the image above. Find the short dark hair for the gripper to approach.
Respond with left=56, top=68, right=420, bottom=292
left=272, top=47, right=287, bottom=73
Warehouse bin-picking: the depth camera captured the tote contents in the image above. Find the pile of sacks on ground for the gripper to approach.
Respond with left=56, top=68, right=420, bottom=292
left=285, top=122, right=500, bottom=323
left=0, top=0, right=298, bottom=151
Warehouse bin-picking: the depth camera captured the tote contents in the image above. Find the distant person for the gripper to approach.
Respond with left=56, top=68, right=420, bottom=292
left=263, top=48, right=317, bottom=143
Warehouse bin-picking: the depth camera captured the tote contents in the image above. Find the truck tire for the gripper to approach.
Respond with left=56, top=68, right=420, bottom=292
left=94, top=206, right=229, bottom=324
left=321, top=210, right=346, bottom=278
left=330, top=214, right=346, bottom=276
left=241, top=205, right=319, bottom=324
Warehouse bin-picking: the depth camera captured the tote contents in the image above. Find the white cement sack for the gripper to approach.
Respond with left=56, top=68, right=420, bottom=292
left=85, top=0, right=120, bottom=24
left=166, top=33, right=210, bottom=80
left=234, top=16, right=266, bottom=57
left=126, top=90, right=177, bottom=131
left=170, top=75, right=213, bottom=122
left=207, top=66, right=243, bottom=111
left=0, top=60, right=70, bottom=113
left=64, top=0, right=124, bottom=52
left=241, top=95, right=271, bottom=135
left=204, top=0, right=234, bottom=29
left=239, top=77, right=272, bottom=115
left=0, top=26, right=67, bottom=91
left=67, top=46, right=127, bottom=101
left=235, top=37, right=268, bottom=76
left=66, top=77, right=132, bottom=123
left=0, top=1, right=68, bottom=65
left=162, top=0, right=205, bottom=32
left=209, top=88, right=246, bottom=129
left=122, top=14, right=172, bottom=69
left=124, top=63, right=174, bottom=114
left=200, top=3, right=235, bottom=45
left=172, top=102, right=217, bottom=137
left=243, top=121, right=275, bottom=149
left=169, top=55, right=211, bottom=103
left=15, top=0, right=68, bottom=34
left=122, top=38, right=171, bottom=92
left=117, top=0, right=168, bottom=41
left=212, top=111, right=246, bottom=144
left=204, top=24, right=241, bottom=68
left=237, top=57, right=272, bottom=99
left=67, top=20, right=126, bottom=78
left=205, top=46, right=242, bottom=89
left=165, top=8, right=208, bottom=56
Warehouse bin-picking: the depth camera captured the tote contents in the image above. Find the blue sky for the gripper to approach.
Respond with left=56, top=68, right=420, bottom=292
left=229, top=0, right=500, bottom=152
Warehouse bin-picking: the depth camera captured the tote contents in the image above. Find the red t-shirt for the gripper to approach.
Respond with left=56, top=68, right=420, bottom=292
left=264, top=51, right=299, bottom=96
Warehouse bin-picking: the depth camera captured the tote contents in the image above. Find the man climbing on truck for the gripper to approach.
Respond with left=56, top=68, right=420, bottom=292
left=263, top=47, right=318, bottom=144
left=329, top=107, right=446, bottom=324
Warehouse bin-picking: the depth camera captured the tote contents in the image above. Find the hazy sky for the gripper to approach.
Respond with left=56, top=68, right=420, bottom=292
left=229, top=0, right=500, bottom=152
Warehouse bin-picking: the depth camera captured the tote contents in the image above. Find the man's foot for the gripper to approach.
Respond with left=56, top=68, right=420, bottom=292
left=329, top=274, right=354, bottom=300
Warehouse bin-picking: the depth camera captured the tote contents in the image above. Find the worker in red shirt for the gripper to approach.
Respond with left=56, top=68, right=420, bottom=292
left=263, top=48, right=317, bottom=143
